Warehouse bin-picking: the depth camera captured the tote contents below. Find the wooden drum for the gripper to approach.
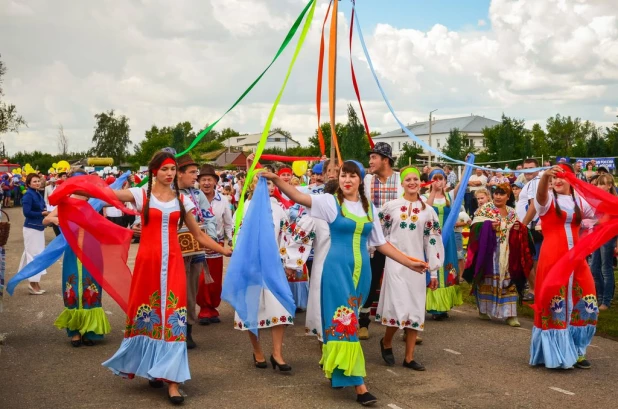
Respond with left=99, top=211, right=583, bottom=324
left=177, top=225, right=207, bottom=257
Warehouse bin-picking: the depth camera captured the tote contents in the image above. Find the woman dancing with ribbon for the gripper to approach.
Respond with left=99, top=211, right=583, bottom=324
left=49, top=151, right=231, bottom=404
left=530, top=164, right=597, bottom=369
left=375, top=166, right=441, bottom=371
left=262, top=160, right=426, bottom=407
left=424, top=168, right=463, bottom=320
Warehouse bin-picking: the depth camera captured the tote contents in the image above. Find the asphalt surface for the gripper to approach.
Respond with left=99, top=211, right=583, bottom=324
left=1, top=206, right=617, bottom=409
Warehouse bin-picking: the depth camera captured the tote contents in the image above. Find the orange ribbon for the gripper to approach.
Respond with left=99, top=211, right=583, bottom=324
left=315, top=0, right=332, bottom=156
left=328, top=0, right=342, bottom=163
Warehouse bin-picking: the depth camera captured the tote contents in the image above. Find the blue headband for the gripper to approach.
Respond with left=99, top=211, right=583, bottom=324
left=428, top=169, right=446, bottom=180
left=345, top=160, right=366, bottom=179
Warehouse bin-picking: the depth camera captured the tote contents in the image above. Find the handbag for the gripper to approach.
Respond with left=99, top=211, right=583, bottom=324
left=0, top=209, right=10, bottom=247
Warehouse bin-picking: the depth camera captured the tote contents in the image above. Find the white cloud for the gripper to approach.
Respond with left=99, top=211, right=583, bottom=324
left=0, top=0, right=617, bottom=160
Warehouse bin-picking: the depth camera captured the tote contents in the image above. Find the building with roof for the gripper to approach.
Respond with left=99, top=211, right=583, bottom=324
left=200, top=149, right=248, bottom=170
left=374, top=115, right=500, bottom=158
left=224, top=131, right=300, bottom=152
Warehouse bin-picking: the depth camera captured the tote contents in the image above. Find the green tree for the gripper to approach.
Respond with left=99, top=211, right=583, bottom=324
left=586, top=126, right=607, bottom=157
left=308, top=122, right=346, bottom=156
left=545, top=114, right=589, bottom=156
left=217, top=127, right=241, bottom=142
left=442, top=128, right=464, bottom=161
left=91, top=110, right=132, bottom=164
left=530, top=123, right=550, bottom=158
left=270, top=127, right=292, bottom=139
left=340, top=104, right=371, bottom=167
left=396, top=143, right=424, bottom=169
left=191, top=123, right=220, bottom=145
left=606, top=116, right=618, bottom=156
left=483, top=114, right=528, bottom=161
left=0, top=54, right=27, bottom=135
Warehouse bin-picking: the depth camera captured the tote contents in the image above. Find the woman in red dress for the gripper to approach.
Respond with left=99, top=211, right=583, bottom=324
left=530, top=164, right=598, bottom=369
left=102, top=151, right=231, bottom=404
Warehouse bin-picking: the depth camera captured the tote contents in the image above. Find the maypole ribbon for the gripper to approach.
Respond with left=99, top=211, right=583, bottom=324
left=234, top=0, right=317, bottom=245
left=315, top=0, right=333, bottom=156
left=441, top=153, right=475, bottom=243
left=261, top=154, right=322, bottom=162
left=349, top=0, right=374, bottom=148
left=138, top=0, right=315, bottom=187
left=328, top=0, right=342, bottom=163
left=352, top=6, right=546, bottom=174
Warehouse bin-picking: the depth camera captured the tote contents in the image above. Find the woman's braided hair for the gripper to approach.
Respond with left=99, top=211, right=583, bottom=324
left=143, top=150, right=186, bottom=230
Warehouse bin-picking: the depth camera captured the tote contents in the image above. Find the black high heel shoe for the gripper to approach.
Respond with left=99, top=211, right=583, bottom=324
left=270, top=355, right=292, bottom=372
left=253, top=353, right=268, bottom=369
left=149, top=379, right=165, bottom=388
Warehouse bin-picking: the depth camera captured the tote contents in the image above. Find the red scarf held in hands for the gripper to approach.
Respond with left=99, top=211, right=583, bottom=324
left=49, top=175, right=138, bottom=312
left=534, top=170, right=618, bottom=314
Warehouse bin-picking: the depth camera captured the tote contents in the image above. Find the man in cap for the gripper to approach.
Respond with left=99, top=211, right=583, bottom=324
left=195, top=165, right=233, bottom=325
left=176, top=154, right=218, bottom=349
left=359, top=142, right=403, bottom=340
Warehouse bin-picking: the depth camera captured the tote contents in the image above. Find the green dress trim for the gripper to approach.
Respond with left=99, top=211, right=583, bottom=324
left=54, top=306, right=111, bottom=336
left=426, top=285, right=463, bottom=312
left=320, top=340, right=367, bottom=379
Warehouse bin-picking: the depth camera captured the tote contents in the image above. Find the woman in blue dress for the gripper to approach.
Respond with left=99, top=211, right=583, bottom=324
left=263, top=160, right=426, bottom=407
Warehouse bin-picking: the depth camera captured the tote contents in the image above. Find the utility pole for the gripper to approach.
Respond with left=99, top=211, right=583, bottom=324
left=428, top=109, right=437, bottom=167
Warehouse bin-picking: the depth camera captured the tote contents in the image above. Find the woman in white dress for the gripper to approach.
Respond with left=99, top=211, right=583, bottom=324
left=233, top=176, right=294, bottom=371
left=376, top=167, right=443, bottom=371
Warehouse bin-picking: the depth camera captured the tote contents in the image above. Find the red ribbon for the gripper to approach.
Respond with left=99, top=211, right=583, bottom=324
left=261, top=154, right=322, bottom=162
left=349, top=1, right=374, bottom=149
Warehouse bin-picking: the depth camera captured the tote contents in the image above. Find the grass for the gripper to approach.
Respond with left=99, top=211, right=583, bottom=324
left=459, top=271, right=618, bottom=340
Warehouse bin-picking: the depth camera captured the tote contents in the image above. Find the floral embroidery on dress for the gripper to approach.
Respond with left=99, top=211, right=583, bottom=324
left=134, top=304, right=162, bottom=334
left=325, top=306, right=358, bottom=339
left=167, top=307, right=188, bottom=338
left=82, top=282, right=101, bottom=307
left=376, top=314, right=420, bottom=329
left=572, top=294, right=599, bottom=324
left=549, top=294, right=567, bottom=326
left=64, top=275, right=77, bottom=307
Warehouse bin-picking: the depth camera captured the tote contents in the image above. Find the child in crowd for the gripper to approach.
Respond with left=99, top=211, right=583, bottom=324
left=455, top=210, right=471, bottom=282
left=223, top=185, right=234, bottom=212
left=474, top=188, right=491, bottom=212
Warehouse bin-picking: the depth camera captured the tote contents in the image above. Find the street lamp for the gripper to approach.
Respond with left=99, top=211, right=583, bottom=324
left=428, top=109, right=438, bottom=167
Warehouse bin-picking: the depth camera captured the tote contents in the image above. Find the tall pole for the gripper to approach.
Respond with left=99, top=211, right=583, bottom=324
left=428, top=109, right=437, bottom=167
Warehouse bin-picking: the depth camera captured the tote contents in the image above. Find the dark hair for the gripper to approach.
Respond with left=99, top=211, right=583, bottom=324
left=551, top=163, right=581, bottom=224
left=523, top=158, right=539, bottom=167
left=335, top=161, right=370, bottom=216
left=586, top=162, right=593, bottom=170
left=143, top=151, right=186, bottom=230
left=25, top=173, right=40, bottom=187
left=178, top=164, right=197, bottom=174
left=324, top=179, right=339, bottom=195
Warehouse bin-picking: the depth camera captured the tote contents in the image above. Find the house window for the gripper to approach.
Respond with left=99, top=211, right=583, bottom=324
left=470, top=139, right=474, bottom=147
left=398, top=142, right=401, bottom=150
left=274, top=137, right=281, bottom=142
left=482, top=139, right=486, bottom=147
left=437, top=139, right=440, bottom=148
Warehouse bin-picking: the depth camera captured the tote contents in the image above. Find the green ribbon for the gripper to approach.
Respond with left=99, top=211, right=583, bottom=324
left=233, top=0, right=317, bottom=245
left=138, top=0, right=315, bottom=187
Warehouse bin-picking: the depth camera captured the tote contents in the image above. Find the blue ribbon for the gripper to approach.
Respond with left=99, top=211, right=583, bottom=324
left=352, top=6, right=546, bottom=174
left=7, top=173, right=130, bottom=295
left=221, top=177, right=295, bottom=335
left=442, top=154, right=475, bottom=243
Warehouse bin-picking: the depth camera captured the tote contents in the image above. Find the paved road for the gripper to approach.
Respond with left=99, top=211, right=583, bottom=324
left=1, top=207, right=617, bottom=409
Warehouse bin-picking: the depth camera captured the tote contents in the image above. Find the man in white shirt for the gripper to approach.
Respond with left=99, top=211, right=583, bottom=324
left=516, top=158, right=542, bottom=302
left=465, top=168, right=488, bottom=215
left=196, top=165, right=233, bottom=325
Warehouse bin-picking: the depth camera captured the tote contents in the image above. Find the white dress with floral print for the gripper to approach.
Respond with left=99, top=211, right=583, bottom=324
left=233, top=198, right=295, bottom=330
left=376, top=198, right=444, bottom=330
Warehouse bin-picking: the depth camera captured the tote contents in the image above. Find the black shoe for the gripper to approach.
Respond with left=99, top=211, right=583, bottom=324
left=431, top=313, right=448, bottom=321
left=208, top=316, right=221, bottom=324
left=403, top=359, right=426, bottom=371
left=270, top=355, right=292, bottom=372
left=149, top=380, right=165, bottom=388
left=168, top=393, right=184, bottom=405
left=82, top=336, right=95, bottom=347
left=380, top=338, right=395, bottom=366
left=575, top=359, right=591, bottom=369
left=523, top=293, right=535, bottom=302
left=356, top=392, right=378, bottom=406
left=253, top=354, right=268, bottom=369
left=198, top=317, right=211, bottom=326
left=70, top=338, right=82, bottom=348
left=186, top=324, right=196, bottom=349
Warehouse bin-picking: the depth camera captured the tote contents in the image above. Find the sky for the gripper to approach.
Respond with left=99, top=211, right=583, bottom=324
left=1, top=0, right=617, bottom=157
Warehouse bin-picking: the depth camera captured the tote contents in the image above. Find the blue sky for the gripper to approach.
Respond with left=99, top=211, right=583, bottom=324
left=340, top=0, right=491, bottom=31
